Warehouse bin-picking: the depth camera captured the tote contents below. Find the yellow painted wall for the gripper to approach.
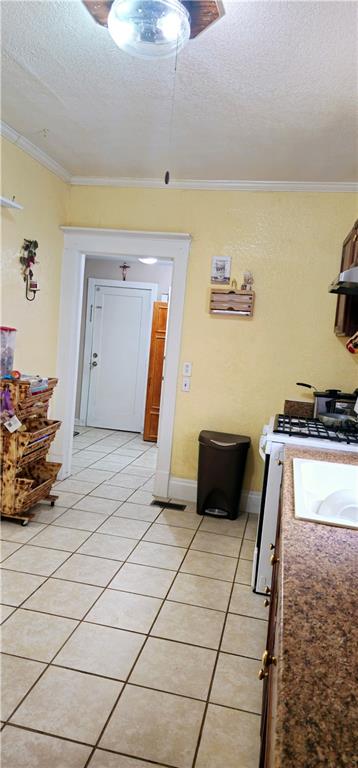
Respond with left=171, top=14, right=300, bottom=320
left=68, top=185, right=358, bottom=490
left=1, top=138, right=68, bottom=374
left=1, top=136, right=357, bottom=490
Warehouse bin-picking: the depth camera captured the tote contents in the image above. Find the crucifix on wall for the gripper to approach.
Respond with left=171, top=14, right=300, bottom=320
left=119, top=262, right=131, bottom=281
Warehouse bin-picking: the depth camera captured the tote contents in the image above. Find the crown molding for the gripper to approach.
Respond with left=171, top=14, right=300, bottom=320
left=0, top=121, right=71, bottom=182
left=2, top=121, right=357, bottom=192
left=60, top=226, right=191, bottom=241
left=69, top=175, right=358, bottom=192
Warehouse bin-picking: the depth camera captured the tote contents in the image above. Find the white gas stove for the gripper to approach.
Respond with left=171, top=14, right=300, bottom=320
left=252, top=415, right=358, bottom=594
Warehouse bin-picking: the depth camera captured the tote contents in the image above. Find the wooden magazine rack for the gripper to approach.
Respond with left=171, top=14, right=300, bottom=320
left=0, top=378, right=61, bottom=524
left=210, top=288, right=255, bottom=316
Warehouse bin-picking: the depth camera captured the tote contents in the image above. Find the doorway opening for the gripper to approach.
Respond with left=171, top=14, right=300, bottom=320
left=52, top=227, right=191, bottom=500
left=72, top=257, right=172, bottom=489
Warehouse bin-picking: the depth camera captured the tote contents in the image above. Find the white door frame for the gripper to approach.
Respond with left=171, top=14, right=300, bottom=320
left=51, top=227, right=191, bottom=499
left=80, top=278, right=158, bottom=427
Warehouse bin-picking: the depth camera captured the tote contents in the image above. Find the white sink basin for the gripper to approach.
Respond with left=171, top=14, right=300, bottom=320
left=293, top=458, right=358, bottom=529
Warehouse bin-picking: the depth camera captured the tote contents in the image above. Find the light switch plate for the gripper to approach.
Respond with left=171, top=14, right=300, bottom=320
left=183, top=362, right=192, bottom=376
left=182, top=376, right=191, bottom=392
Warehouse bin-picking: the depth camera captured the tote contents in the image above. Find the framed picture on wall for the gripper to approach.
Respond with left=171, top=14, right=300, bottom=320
left=211, top=256, right=231, bottom=284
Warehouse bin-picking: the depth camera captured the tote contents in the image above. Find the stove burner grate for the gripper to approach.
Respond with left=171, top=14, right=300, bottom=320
left=273, top=415, right=358, bottom=445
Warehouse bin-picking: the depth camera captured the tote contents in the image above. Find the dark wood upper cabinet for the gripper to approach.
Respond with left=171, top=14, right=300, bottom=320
left=334, top=219, right=358, bottom=337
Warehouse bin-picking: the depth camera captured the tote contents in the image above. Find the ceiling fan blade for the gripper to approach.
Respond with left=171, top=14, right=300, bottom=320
left=82, top=0, right=225, bottom=37
left=182, top=1, right=225, bottom=39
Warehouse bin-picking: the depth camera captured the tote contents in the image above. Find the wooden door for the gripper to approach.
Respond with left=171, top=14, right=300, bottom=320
left=143, top=302, right=168, bottom=442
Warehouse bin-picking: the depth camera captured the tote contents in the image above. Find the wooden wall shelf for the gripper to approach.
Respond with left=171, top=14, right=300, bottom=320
left=0, top=195, right=23, bottom=210
left=210, top=288, right=255, bottom=317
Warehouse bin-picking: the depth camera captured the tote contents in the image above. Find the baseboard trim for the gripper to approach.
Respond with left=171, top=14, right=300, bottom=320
left=168, top=476, right=261, bottom=514
left=168, top=477, right=197, bottom=503
left=49, top=450, right=71, bottom=481
left=153, top=469, right=171, bottom=500
left=241, top=490, right=261, bottom=515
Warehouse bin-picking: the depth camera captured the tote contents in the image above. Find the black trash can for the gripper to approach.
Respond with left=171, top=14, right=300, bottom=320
left=197, top=430, right=250, bottom=520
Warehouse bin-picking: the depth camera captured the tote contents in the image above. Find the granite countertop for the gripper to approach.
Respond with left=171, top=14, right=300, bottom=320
left=275, top=446, right=358, bottom=768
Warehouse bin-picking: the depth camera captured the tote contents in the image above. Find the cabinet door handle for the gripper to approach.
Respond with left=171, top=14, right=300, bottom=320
left=262, top=650, right=277, bottom=667
left=270, top=553, right=280, bottom=566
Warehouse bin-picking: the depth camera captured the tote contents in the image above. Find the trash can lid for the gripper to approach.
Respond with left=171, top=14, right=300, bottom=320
left=199, top=430, right=250, bottom=449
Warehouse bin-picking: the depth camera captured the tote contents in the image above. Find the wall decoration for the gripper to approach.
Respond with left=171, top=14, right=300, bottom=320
left=19, top=239, right=40, bottom=301
left=119, top=262, right=131, bottom=281
left=211, top=256, right=231, bottom=284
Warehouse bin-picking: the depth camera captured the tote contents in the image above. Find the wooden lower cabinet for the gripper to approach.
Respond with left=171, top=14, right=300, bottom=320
left=259, top=510, right=281, bottom=767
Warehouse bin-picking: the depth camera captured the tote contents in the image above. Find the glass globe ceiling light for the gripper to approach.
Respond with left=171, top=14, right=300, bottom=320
left=107, top=0, right=191, bottom=59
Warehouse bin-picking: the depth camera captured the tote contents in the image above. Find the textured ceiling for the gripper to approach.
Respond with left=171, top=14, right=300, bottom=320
left=1, top=0, right=357, bottom=182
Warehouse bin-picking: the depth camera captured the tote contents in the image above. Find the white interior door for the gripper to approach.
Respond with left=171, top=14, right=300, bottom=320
left=86, top=284, right=154, bottom=430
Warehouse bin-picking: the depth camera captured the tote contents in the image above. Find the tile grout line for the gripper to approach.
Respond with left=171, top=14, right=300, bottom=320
left=2, top=427, right=259, bottom=766
left=3, top=458, right=187, bottom=730
left=1, top=533, right=244, bottom=570
left=2, top=528, right=251, bottom=562
left=1, top=432, right=161, bottom=585
left=2, top=540, right=252, bottom=582
left=81, top=521, right=201, bottom=768
left=191, top=512, right=259, bottom=768
left=1, top=439, right=153, bottom=721
left=0, top=428, right=147, bottom=596
left=57, top=430, right=157, bottom=507
left=2, top=630, right=262, bottom=666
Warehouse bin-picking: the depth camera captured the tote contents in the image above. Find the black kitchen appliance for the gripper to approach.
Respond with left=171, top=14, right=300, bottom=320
left=296, top=383, right=358, bottom=420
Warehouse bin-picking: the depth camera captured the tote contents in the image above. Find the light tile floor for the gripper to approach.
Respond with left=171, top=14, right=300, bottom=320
left=1, top=426, right=265, bottom=768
